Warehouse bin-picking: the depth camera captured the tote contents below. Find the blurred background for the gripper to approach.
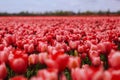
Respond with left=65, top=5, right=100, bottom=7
left=0, top=0, right=120, bottom=16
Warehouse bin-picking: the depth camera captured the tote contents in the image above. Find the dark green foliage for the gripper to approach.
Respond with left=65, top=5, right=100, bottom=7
left=64, top=68, right=72, bottom=80
left=118, top=42, right=120, bottom=50
left=100, top=54, right=109, bottom=70
left=81, top=56, right=91, bottom=65
left=67, top=50, right=74, bottom=56
left=6, top=65, right=16, bottom=80
left=25, top=63, right=47, bottom=79
left=6, top=63, right=47, bottom=79
left=67, top=50, right=78, bottom=56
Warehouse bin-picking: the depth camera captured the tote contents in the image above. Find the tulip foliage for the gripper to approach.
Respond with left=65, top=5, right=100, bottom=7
left=0, top=17, right=120, bottom=80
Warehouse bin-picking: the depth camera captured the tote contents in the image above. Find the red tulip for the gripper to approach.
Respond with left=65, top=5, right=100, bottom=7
left=0, top=63, right=7, bottom=79
left=28, top=54, right=38, bottom=65
left=68, top=56, right=81, bottom=70
left=108, top=50, right=120, bottom=69
left=10, top=76, right=27, bottom=80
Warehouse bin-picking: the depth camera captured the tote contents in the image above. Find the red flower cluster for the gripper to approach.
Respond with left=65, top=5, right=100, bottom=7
left=0, top=17, right=120, bottom=80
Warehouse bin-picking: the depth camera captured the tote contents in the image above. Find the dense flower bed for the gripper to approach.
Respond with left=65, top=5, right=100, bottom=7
left=0, top=17, right=120, bottom=80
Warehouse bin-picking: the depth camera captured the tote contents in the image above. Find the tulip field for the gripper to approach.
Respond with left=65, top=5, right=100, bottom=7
left=0, top=16, right=120, bottom=80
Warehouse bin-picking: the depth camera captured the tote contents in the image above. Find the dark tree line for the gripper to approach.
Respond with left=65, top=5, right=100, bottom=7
left=0, top=10, right=120, bottom=16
